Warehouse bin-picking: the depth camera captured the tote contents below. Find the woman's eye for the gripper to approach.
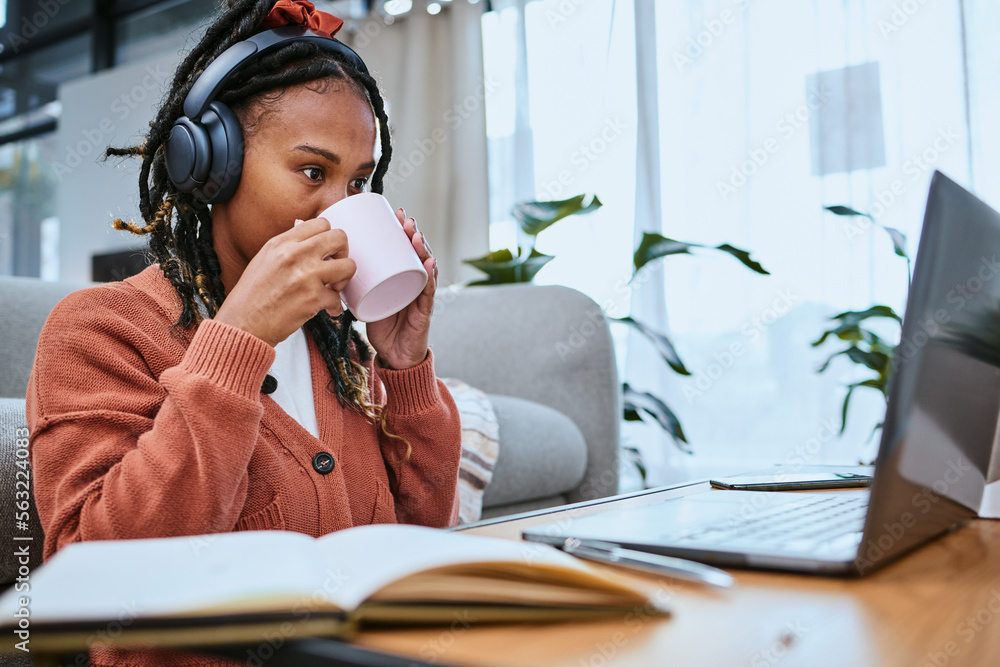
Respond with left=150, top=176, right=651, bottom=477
left=303, top=167, right=323, bottom=182
left=351, top=177, right=369, bottom=191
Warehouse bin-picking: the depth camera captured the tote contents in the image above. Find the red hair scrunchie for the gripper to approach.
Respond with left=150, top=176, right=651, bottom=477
left=261, top=0, right=344, bottom=40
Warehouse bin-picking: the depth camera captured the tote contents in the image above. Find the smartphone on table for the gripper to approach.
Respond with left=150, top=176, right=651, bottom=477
left=709, top=472, right=873, bottom=491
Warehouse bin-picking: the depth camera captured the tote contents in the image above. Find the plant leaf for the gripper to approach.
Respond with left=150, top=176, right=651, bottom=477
left=839, top=378, right=885, bottom=433
left=817, top=349, right=849, bottom=373
left=512, top=194, right=602, bottom=237
left=464, top=247, right=514, bottom=268
left=869, top=422, right=885, bottom=443
left=622, top=445, right=647, bottom=482
left=845, top=346, right=892, bottom=373
left=812, top=330, right=834, bottom=347
left=633, top=233, right=697, bottom=272
left=831, top=305, right=903, bottom=324
left=825, top=205, right=873, bottom=220
left=713, top=243, right=770, bottom=275
left=610, top=316, right=690, bottom=375
left=633, top=233, right=768, bottom=276
left=882, top=226, right=908, bottom=259
left=835, top=327, right=869, bottom=343
left=839, top=382, right=864, bottom=434
left=863, top=375, right=889, bottom=398
left=869, top=339, right=896, bottom=358
left=813, top=306, right=902, bottom=348
left=623, top=407, right=644, bottom=422
left=622, top=383, right=690, bottom=452
left=461, top=247, right=554, bottom=284
left=813, top=323, right=870, bottom=347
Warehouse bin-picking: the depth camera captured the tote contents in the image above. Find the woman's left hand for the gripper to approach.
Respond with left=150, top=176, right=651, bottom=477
left=366, top=208, right=438, bottom=370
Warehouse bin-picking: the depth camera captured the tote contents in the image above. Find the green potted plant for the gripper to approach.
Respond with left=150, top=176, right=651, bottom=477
left=620, top=233, right=770, bottom=453
left=463, top=194, right=603, bottom=285
left=814, top=205, right=911, bottom=435
left=464, top=194, right=770, bottom=468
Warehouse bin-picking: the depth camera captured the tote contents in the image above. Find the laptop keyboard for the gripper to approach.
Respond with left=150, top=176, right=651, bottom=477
left=663, top=494, right=869, bottom=552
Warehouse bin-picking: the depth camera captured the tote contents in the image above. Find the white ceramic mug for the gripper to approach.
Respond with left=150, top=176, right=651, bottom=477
left=318, top=193, right=428, bottom=322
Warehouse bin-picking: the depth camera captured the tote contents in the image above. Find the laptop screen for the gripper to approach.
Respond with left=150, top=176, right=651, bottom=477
left=859, top=171, right=1000, bottom=573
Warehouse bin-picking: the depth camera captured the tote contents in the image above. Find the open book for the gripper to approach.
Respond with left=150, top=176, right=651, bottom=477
left=980, top=455, right=1000, bottom=519
left=0, top=524, right=663, bottom=653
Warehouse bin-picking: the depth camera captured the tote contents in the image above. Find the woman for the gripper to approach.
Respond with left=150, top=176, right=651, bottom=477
left=26, top=1, right=461, bottom=665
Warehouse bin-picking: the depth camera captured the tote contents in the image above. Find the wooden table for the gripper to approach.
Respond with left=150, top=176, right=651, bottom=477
left=352, top=482, right=1000, bottom=667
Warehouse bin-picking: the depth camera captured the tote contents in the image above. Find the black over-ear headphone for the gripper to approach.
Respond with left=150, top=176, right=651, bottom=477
left=164, top=26, right=369, bottom=205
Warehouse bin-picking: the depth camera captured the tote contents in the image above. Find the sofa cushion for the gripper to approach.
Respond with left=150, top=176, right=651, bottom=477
left=440, top=378, right=500, bottom=525
left=482, top=394, right=587, bottom=507
left=0, top=398, right=44, bottom=585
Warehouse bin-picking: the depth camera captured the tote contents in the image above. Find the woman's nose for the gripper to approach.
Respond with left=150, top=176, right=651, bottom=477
left=315, top=183, right=355, bottom=217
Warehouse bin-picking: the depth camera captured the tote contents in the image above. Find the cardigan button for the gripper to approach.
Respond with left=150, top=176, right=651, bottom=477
left=312, top=451, right=335, bottom=474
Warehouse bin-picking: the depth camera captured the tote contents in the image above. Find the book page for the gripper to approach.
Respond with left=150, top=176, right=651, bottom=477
left=316, top=524, right=646, bottom=611
left=374, top=569, right=647, bottom=607
left=980, top=480, right=1000, bottom=519
left=978, top=409, right=1000, bottom=518
left=0, top=531, right=332, bottom=624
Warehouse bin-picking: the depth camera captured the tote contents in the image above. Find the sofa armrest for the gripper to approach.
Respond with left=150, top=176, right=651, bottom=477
left=429, top=284, right=619, bottom=503
left=0, top=276, right=95, bottom=398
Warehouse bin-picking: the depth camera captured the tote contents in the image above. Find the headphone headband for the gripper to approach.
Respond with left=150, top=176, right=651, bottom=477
left=166, top=26, right=371, bottom=204
left=183, top=27, right=369, bottom=119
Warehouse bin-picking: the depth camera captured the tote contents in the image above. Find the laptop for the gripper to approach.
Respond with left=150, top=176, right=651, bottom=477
left=524, top=171, right=1000, bottom=575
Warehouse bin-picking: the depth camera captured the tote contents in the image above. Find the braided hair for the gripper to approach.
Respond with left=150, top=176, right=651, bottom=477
left=106, top=0, right=406, bottom=454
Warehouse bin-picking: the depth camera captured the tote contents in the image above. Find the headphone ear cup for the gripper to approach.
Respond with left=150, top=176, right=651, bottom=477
left=165, top=116, right=212, bottom=194
left=198, top=101, right=245, bottom=204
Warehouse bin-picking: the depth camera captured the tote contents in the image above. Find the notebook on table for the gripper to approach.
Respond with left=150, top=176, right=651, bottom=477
left=525, top=171, right=1000, bottom=575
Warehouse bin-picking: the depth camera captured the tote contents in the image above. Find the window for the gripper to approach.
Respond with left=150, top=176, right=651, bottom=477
left=482, top=0, right=1000, bottom=485
left=116, top=1, right=214, bottom=64
left=0, top=30, right=91, bottom=278
left=645, top=1, right=984, bottom=476
left=482, top=0, right=637, bottom=322
left=0, top=0, right=212, bottom=279
left=0, top=132, right=59, bottom=276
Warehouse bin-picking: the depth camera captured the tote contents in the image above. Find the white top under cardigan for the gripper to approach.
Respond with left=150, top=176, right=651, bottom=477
left=267, top=328, right=320, bottom=438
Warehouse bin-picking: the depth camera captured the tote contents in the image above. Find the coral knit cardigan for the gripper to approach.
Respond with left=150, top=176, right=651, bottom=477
left=26, top=265, right=462, bottom=667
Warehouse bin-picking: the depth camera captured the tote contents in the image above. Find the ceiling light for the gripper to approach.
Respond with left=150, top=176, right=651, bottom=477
left=384, top=0, right=412, bottom=15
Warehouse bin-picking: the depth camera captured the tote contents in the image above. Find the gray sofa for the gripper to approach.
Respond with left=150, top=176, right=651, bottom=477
left=0, top=274, right=620, bottom=584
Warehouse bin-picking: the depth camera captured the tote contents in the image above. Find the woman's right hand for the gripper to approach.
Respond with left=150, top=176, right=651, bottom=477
left=214, top=217, right=355, bottom=347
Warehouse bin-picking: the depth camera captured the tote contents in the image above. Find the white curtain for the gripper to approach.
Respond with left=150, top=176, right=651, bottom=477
left=623, top=0, right=679, bottom=481
left=344, top=1, right=490, bottom=287
left=965, top=0, right=1000, bottom=196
